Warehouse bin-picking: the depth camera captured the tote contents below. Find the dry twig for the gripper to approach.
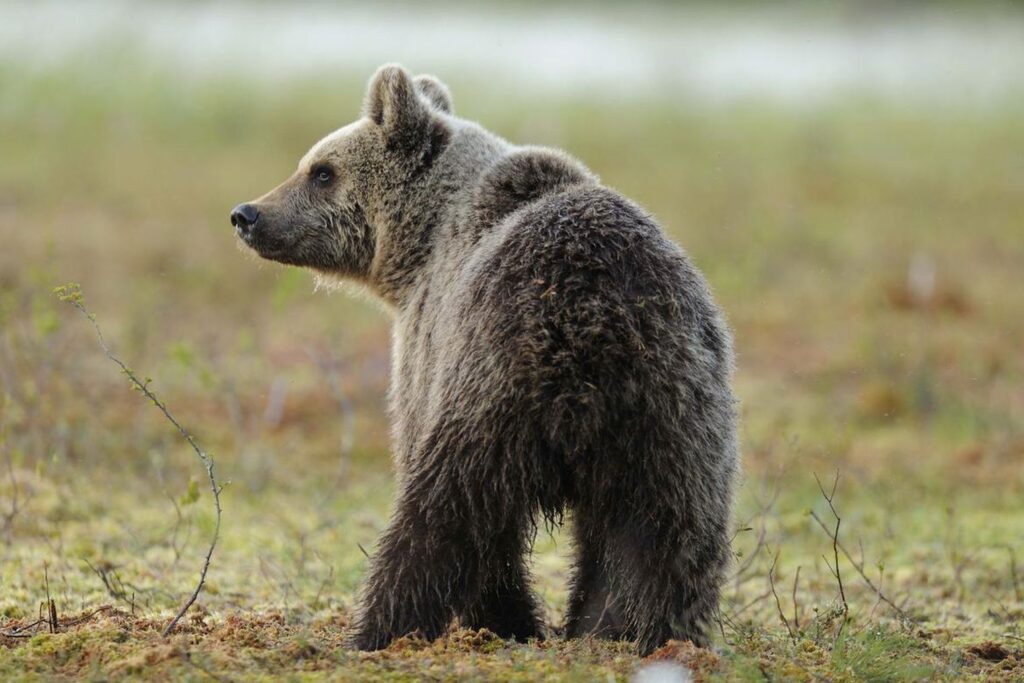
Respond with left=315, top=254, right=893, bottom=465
left=1, top=605, right=122, bottom=639
left=55, top=283, right=224, bottom=637
left=731, top=475, right=780, bottom=590
left=791, top=565, right=802, bottom=633
left=768, top=551, right=796, bottom=643
left=0, top=618, right=46, bottom=639
left=809, top=471, right=910, bottom=623
left=811, top=472, right=848, bottom=619
left=1005, top=545, right=1022, bottom=602
left=1, top=416, right=22, bottom=543
left=83, top=559, right=134, bottom=607
left=43, top=563, right=58, bottom=633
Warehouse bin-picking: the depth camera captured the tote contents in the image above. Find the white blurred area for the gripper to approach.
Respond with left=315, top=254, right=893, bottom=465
left=632, top=660, right=694, bottom=683
left=3, top=0, right=1024, bottom=106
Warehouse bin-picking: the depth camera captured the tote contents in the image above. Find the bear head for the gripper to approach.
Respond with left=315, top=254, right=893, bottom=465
left=230, top=65, right=453, bottom=283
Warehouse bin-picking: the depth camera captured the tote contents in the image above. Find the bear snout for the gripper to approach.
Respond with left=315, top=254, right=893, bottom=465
left=230, top=203, right=260, bottom=241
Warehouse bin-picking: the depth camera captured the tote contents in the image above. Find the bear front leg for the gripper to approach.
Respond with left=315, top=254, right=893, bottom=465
left=348, top=479, right=482, bottom=651
left=349, top=405, right=548, bottom=650
left=350, top=430, right=520, bottom=655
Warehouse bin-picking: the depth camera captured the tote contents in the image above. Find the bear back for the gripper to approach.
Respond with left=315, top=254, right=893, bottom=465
left=469, top=148, right=598, bottom=237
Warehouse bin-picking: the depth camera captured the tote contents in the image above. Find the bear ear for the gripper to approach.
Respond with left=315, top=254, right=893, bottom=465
left=364, top=64, right=428, bottom=134
left=413, top=74, right=453, bottom=114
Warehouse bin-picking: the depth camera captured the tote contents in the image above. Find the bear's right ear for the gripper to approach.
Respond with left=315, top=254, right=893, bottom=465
left=364, top=64, right=429, bottom=135
left=413, top=75, right=453, bottom=114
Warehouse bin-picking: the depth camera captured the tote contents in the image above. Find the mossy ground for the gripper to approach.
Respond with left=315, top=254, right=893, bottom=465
left=1, top=55, right=1023, bottom=680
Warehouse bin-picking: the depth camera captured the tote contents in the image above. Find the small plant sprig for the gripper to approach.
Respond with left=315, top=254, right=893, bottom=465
left=810, top=470, right=910, bottom=626
left=54, top=283, right=224, bottom=637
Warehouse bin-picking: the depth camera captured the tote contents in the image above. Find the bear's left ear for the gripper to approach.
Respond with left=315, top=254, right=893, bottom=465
left=364, top=64, right=429, bottom=135
left=413, top=75, right=453, bottom=114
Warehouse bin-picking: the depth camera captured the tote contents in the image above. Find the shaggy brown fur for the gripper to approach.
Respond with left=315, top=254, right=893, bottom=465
left=231, top=64, right=739, bottom=655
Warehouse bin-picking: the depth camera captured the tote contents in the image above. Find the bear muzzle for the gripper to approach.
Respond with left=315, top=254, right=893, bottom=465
left=230, top=203, right=261, bottom=242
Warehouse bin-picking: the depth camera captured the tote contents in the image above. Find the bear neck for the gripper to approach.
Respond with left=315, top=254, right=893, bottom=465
left=367, top=122, right=507, bottom=308
left=367, top=127, right=596, bottom=311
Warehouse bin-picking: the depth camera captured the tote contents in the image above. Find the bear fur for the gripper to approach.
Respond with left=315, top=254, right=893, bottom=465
left=232, top=64, right=739, bottom=655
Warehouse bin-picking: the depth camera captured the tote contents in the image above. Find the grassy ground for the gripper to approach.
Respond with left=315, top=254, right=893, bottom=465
left=1, top=58, right=1023, bottom=680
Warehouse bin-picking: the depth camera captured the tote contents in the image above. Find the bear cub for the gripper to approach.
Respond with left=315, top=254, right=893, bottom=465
left=232, top=64, right=739, bottom=655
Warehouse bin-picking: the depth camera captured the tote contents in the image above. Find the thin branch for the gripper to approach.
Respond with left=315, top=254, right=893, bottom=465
left=809, top=472, right=910, bottom=623
left=768, top=551, right=796, bottom=643
left=713, top=605, right=731, bottom=646
left=0, top=618, right=45, bottom=639
left=813, top=471, right=848, bottom=616
left=1, top=415, right=23, bottom=543
left=312, top=565, right=335, bottom=609
left=791, top=565, right=802, bottom=633
left=731, top=478, right=779, bottom=589
left=55, top=604, right=121, bottom=627
left=985, top=590, right=1013, bottom=622
left=1, top=605, right=121, bottom=639
left=55, top=284, right=223, bottom=637
left=165, top=490, right=187, bottom=565
left=83, top=559, right=136, bottom=608
left=808, top=511, right=908, bottom=620
left=731, top=588, right=773, bottom=619
left=1005, top=545, right=1022, bottom=602
left=732, top=521, right=768, bottom=587
left=44, top=563, right=57, bottom=633
left=154, top=455, right=189, bottom=566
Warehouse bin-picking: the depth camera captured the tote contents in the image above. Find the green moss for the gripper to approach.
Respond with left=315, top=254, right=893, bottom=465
left=831, top=628, right=940, bottom=681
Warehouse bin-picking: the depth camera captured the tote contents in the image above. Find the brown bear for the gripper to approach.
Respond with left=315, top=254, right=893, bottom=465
left=231, top=64, right=739, bottom=655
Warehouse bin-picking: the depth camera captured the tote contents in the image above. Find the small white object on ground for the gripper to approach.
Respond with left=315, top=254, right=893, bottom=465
left=632, top=661, right=693, bottom=683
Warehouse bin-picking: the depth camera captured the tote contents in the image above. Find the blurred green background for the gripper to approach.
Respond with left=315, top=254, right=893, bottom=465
left=1, top=1, right=1023, bottom=679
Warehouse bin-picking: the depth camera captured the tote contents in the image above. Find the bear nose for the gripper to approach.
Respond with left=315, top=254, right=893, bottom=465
left=230, top=203, right=260, bottom=238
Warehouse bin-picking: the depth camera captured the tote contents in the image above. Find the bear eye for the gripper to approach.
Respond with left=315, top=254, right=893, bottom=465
left=312, top=166, right=334, bottom=185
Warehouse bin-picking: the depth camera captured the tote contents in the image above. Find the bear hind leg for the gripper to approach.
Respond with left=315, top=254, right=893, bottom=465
left=564, top=526, right=627, bottom=641
left=568, top=461, right=732, bottom=654
left=601, top=487, right=731, bottom=655
left=459, top=531, right=544, bottom=642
